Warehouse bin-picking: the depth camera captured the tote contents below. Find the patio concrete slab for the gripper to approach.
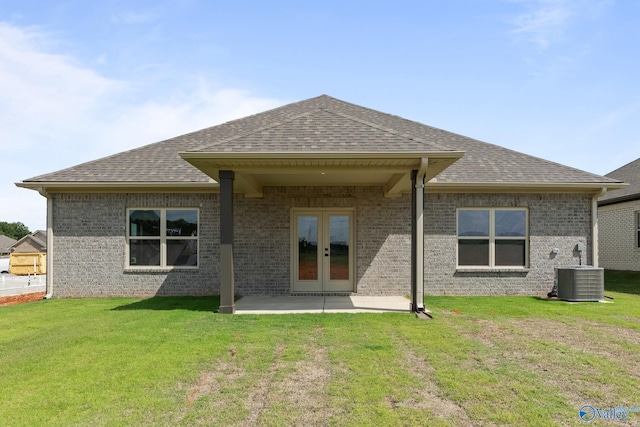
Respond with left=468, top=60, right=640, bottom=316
left=234, top=295, right=410, bottom=314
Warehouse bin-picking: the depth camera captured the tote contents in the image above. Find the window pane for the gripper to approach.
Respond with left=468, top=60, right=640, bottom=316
left=129, top=210, right=160, bottom=236
left=458, top=240, right=489, bottom=265
left=167, top=210, right=198, bottom=237
left=298, top=216, right=318, bottom=280
left=167, top=240, right=198, bottom=266
left=129, top=239, right=160, bottom=266
left=458, top=210, right=489, bottom=236
left=495, top=210, right=526, bottom=237
left=495, top=240, right=526, bottom=266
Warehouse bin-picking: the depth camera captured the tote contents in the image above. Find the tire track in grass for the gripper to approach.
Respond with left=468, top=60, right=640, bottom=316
left=243, top=344, right=285, bottom=425
left=256, top=342, right=335, bottom=426
left=242, top=332, right=335, bottom=426
left=389, top=329, right=473, bottom=425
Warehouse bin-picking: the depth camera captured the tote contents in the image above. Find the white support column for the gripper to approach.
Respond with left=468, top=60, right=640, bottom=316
left=592, top=188, right=607, bottom=267
left=219, top=170, right=235, bottom=314
left=411, top=160, right=427, bottom=313
left=38, top=187, right=53, bottom=299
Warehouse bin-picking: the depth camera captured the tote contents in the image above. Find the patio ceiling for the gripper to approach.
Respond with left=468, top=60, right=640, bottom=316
left=180, top=151, right=464, bottom=197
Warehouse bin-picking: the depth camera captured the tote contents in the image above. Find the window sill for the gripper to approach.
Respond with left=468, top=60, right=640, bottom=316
left=455, top=267, right=530, bottom=273
left=124, top=267, right=199, bottom=273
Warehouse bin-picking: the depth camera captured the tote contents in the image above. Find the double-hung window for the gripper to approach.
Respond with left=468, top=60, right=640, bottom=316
left=127, top=208, right=198, bottom=268
left=457, top=208, right=528, bottom=268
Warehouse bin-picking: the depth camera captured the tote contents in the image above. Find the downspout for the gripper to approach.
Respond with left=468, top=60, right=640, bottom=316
left=411, top=158, right=432, bottom=318
left=37, top=187, right=53, bottom=299
left=591, top=187, right=607, bottom=267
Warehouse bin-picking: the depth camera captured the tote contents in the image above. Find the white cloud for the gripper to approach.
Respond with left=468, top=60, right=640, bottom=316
left=0, top=22, right=284, bottom=231
left=509, top=0, right=612, bottom=48
left=510, top=0, right=574, bottom=48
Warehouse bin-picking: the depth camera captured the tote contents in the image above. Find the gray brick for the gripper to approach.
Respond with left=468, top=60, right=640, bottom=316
left=50, top=189, right=595, bottom=298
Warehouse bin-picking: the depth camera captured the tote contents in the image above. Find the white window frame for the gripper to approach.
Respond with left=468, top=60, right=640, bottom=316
left=457, top=207, right=529, bottom=269
left=636, top=211, right=640, bottom=249
left=126, top=208, right=199, bottom=269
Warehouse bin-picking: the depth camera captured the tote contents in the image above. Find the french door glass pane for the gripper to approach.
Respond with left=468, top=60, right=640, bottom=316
left=298, top=216, right=318, bottom=280
left=495, top=240, right=526, bottom=266
left=458, top=240, right=489, bottom=265
left=329, top=215, right=349, bottom=280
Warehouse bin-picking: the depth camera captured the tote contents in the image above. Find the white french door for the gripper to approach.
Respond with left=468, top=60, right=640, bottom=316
left=291, top=209, right=355, bottom=293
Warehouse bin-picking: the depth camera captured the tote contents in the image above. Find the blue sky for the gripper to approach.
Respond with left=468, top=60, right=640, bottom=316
left=1, top=0, right=639, bottom=231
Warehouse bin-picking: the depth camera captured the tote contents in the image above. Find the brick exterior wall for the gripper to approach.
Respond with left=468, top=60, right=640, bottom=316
left=235, top=187, right=411, bottom=296
left=50, top=189, right=594, bottom=297
left=424, top=193, right=592, bottom=295
left=598, top=201, right=640, bottom=271
left=51, top=193, right=218, bottom=297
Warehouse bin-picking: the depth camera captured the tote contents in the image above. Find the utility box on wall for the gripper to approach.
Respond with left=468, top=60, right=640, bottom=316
left=556, top=266, right=604, bottom=302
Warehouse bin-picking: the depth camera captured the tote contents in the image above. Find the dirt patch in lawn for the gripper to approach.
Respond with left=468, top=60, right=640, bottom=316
left=464, top=317, right=639, bottom=410
left=510, top=318, right=640, bottom=379
left=185, top=362, right=245, bottom=408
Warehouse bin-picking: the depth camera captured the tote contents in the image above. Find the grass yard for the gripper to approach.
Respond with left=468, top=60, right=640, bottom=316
left=1, top=271, right=640, bottom=426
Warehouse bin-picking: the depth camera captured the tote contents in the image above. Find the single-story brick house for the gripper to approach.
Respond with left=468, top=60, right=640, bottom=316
left=598, top=157, right=640, bottom=271
left=10, top=230, right=47, bottom=253
left=17, top=95, right=624, bottom=312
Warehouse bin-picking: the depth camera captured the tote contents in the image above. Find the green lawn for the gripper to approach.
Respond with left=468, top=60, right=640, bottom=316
left=1, top=271, right=640, bottom=426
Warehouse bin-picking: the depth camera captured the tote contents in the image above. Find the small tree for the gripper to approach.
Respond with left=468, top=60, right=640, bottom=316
left=0, top=222, right=31, bottom=240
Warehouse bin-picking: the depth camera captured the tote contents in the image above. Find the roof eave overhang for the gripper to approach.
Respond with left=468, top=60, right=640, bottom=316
left=598, top=192, right=640, bottom=206
left=16, top=181, right=219, bottom=193
left=425, top=181, right=628, bottom=193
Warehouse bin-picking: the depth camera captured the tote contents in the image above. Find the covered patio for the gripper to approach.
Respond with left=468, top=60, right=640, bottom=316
left=234, top=295, right=412, bottom=314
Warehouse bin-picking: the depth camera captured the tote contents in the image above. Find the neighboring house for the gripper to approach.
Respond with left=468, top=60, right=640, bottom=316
left=10, top=230, right=47, bottom=253
left=0, top=235, right=17, bottom=255
left=598, top=157, right=640, bottom=271
left=17, top=95, right=624, bottom=312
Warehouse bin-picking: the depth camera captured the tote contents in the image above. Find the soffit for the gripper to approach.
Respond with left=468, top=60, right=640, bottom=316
left=180, top=153, right=462, bottom=198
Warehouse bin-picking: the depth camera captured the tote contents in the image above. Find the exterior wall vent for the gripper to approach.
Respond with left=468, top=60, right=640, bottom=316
left=556, top=266, right=604, bottom=302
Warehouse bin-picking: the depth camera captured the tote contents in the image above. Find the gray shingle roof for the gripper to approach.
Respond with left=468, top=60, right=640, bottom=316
left=0, top=235, right=17, bottom=253
left=23, top=95, right=621, bottom=186
left=599, top=157, right=640, bottom=205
